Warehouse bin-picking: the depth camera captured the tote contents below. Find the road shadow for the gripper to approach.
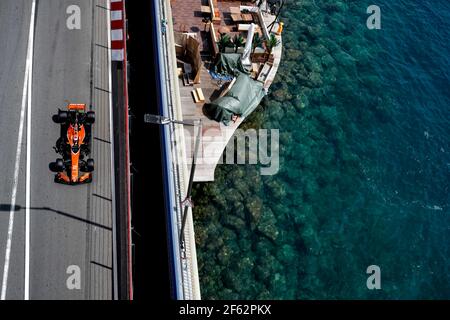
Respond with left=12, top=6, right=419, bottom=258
left=94, top=86, right=110, bottom=94
left=95, top=43, right=109, bottom=50
left=0, top=203, right=111, bottom=231
left=91, top=260, right=112, bottom=270
left=93, top=136, right=111, bottom=144
left=0, top=204, right=21, bottom=211
left=31, top=207, right=112, bottom=231
left=93, top=193, right=112, bottom=202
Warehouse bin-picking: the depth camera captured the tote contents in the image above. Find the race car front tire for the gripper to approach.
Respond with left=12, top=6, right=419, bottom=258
left=86, top=111, right=95, bottom=124
left=55, top=158, right=64, bottom=172
left=56, top=110, right=68, bottom=123
left=86, top=159, right=94, bottom=172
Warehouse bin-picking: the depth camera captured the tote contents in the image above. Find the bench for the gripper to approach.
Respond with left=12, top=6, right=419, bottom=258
left=192, top=88, right=205, bottom=103
left=196, top=88, right=205, bottom=102
left=192, top=89, right=200, bottom=103
left=231, top=14, right=244, bottom=23
left=241, top=13, right=253, bottom=22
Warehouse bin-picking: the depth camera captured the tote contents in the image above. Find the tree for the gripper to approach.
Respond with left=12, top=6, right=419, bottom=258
left=218, top=34, right=232, bottom=53
left=265, top=33, right=280, bottom=55
left=251, top=33, right=263, bottom=54
left=232, top=34, right=246, bottom=53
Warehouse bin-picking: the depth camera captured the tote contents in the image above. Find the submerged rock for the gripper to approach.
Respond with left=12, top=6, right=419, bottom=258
left=256, top=208, right=279, bottom=241
left=303, top=52, right=322, bottom=73
left=265, top=178, right=286, bottom=200
left=216, top=243, right=235, bottom=266
left=272, top=88, right=293, bottom=102
left=307, top=72, right=323, bottom=87
left=309, top=44, right=329, bottom=57
left=221, top=214, right=246, bottom=233
left=321, top=53, right=335, bottom=68
left=246, top=196, right=263, bottom=222
left=332, top=51, right=356, bottom=68
left=286, top=48, right=303, bottom=60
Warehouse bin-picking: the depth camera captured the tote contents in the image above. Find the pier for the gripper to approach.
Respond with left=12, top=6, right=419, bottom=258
left=155, top=0, right=283, bottom=299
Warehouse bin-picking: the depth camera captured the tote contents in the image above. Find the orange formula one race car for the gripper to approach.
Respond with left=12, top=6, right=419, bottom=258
left=50, top=103, right=95, bottom=185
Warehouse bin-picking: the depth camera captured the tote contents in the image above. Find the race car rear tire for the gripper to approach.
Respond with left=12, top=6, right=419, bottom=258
left=55, top=158, right=64, bottom=172
left=86, top=111, right=95, bottom=124
left=86, top=159, right=94, bottom=172
left=57, top=111, right=68, bottom=123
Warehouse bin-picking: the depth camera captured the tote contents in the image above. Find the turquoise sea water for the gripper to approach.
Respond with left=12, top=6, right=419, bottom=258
left=192, top=0, right=450, bottom=299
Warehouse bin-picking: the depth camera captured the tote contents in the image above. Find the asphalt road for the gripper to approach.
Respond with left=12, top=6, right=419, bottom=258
left=0, top=0, right=115, bottom=300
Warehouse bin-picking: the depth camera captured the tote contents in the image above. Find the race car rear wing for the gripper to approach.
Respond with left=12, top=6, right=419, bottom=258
left=67, top=103, right=86, bottom=111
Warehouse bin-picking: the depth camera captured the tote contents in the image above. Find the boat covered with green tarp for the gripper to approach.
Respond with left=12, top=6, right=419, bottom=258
left=204, top=70, right=266, bottom=126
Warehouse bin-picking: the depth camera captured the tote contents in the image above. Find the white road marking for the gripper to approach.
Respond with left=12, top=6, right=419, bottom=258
left=24, top=0, right=37, bottom=301
left=0, top=69, right=29, bottom=301
left=0, top=0, right=36, bottom=301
